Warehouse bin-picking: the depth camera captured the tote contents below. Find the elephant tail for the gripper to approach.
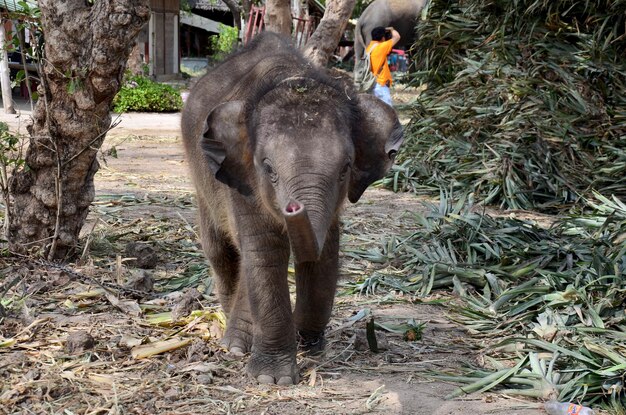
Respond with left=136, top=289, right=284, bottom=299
left=354, top=18, right=367, bottom=54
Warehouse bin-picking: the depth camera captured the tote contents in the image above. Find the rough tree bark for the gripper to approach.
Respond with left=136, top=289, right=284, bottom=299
left=7, top=0, right=150, bottom=259
left=264, top=0, right=292, bottom=35
left=127, top=43, right=145, bottom=76
left=241, top=0, right=253, bottom=20
left=304, top=0, right=357, bottom=67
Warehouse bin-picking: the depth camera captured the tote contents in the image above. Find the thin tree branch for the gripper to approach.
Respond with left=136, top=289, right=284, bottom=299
left=62, top=118, right=122, bottom=168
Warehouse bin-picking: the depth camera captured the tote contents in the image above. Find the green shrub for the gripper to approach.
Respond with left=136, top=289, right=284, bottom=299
left=113, top=75, right=183, bottom=113
left=209, top=24, right=239, bottom=61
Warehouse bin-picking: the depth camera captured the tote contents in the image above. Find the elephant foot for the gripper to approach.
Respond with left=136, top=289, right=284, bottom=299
left=297, top=330, right=326, bottom=355
left=220, top=317, right=253, bottom=356
left=247, top=348, right=299, bottom=385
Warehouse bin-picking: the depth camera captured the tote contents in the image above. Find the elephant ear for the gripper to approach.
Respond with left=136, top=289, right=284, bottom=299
left=199, top=101, right=253, bottom=196
left=349, top=94, right=404, bottom=203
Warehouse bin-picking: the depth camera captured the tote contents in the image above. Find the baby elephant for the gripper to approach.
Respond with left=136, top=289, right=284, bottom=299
left=181, top=32, right=403, bottom=385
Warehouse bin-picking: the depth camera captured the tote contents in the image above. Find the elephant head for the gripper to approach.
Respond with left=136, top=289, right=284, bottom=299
left=199, top=77, right=403, bottom=263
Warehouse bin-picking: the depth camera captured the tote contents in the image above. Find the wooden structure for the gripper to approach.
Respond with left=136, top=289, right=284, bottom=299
left=0, top=20, right=15, bottom=113
left=180, top=0, right=234, bottom=59
left=243, top=6, right=266, bottom=45
left=132, top=0, right=181, bottom=81
left=243, top=5, right=318, bottom=47
left=292, top=13, right=316, bottom=49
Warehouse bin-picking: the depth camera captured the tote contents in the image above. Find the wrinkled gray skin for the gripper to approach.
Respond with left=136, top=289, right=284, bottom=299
left=354, top=0, right=428, bottom=62
left=181, top=32, right=403, bottom=385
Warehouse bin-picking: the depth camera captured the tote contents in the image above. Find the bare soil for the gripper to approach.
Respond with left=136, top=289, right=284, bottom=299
left=0, top=105, right=544, bottom=414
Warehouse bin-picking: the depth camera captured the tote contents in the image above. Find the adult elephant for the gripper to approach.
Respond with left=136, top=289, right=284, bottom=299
left=354, top=0, right=428, bottom=62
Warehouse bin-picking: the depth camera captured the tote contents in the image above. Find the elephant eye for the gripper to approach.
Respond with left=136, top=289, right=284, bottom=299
left=339, top=163, right=350, bottom=182
left=388, top=150, right=398, bottom=160
left=263, top=159, right=278, bottom=183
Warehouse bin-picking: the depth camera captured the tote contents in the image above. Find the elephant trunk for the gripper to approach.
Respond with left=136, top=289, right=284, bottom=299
left=284, top=199, right=325, bottom=263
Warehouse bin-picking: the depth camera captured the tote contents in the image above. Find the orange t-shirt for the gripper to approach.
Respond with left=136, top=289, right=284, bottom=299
left=366, top=39, right=394, bottom=87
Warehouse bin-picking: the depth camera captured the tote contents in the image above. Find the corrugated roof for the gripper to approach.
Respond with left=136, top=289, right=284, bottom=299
left=0, top=0, right=38, bottom=13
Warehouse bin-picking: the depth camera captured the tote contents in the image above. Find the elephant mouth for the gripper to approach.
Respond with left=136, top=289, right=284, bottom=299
left=283, top=199, right=325, bottom=263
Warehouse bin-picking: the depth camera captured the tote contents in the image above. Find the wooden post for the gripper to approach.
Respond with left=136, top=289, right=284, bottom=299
left=0, top=20, right=15, bottom=114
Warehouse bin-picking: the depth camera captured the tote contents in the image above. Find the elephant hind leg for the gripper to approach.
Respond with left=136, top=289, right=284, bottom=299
left=209, top=238, right=240, bottom=316
left=220, top=278, right=253, bottom=354
left=197, top=207, right=253, bottom=354
left=197, top=203, right=240, bottom=315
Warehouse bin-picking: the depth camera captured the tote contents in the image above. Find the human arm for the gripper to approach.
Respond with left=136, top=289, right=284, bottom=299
left=386, top=27, right=401, bottom=47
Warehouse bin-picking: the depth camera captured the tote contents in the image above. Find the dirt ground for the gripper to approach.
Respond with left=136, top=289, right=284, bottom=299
left=0, top=99, right=545, bottom=414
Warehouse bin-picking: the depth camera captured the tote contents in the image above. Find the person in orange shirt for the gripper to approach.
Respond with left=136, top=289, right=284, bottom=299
left=366, top=26, right=401, bottom=106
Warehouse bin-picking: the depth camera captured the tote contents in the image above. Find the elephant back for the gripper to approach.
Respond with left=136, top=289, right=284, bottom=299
left=388, top=0, right=424, bottom=16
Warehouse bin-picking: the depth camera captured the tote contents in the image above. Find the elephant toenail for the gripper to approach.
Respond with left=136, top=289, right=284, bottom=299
left=277, top=376, right=295, bottom=386
left=229, top=346, right=245, bottom=357
left=257, top=374, right=275, bottom=384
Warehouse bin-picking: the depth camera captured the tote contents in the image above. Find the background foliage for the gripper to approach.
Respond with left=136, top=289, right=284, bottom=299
left=209, top=23, right=239, bottom=61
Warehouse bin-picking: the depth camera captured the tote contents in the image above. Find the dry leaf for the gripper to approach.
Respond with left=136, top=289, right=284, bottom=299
left=105, top=292, right=142, bottom=316
left=119, top=335, right=143, bottom=348
left=178, top=362, right=220, bottom=373
left=308, top=368, right=317, bottom=387
left=131, top=337, right=192, bottom=359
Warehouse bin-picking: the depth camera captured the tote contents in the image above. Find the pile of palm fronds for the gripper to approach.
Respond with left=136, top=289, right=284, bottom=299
left=380, top=1, right=626, bottom=407
left=347, top=192, right=626, bottom=409
left=394, top=0, right=626, bottom=211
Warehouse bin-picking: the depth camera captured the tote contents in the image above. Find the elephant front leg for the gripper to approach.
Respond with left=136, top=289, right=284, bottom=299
left=294, top=221, right=340, bottom=354
left=241, top=231, right=298, bottom=385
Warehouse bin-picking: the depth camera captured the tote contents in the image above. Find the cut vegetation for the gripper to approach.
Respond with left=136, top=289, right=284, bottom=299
left=369, top=0, right=626, bottom=411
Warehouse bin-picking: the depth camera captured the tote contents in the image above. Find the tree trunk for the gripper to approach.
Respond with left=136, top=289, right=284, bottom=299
left=265, top=0, right=292, bottom=35
left=304, top=0, right=356, bottom=67
left=222, top=0, right=242, bottom=31
left=127, top=42, right=145, bottom=76
left=7, top=0, right=150, bottom=260
left=241, top=0, right=253, bottom=21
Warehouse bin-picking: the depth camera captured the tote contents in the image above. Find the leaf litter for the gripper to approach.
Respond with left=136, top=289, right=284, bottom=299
left=0, top=136, right=545, bottom=414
